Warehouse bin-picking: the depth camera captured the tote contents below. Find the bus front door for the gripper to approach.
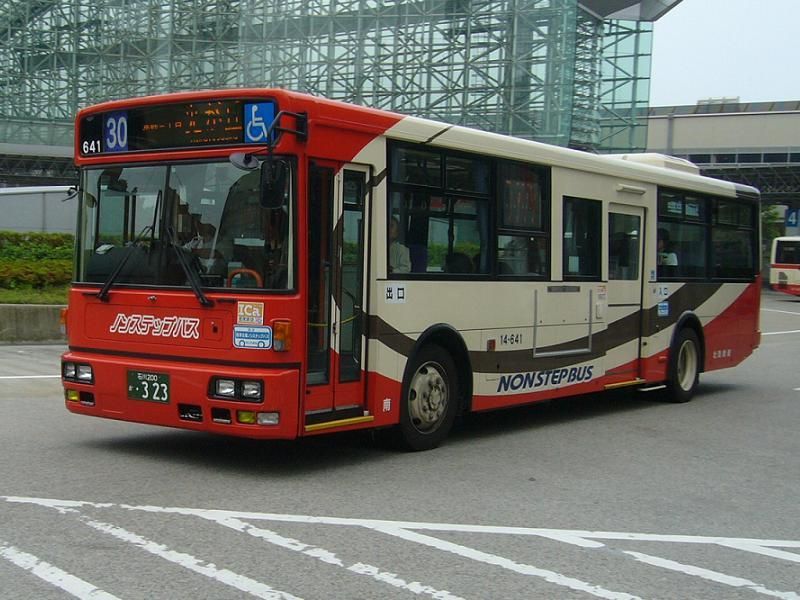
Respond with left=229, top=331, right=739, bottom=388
left=305, top=163, right=370, bottom=428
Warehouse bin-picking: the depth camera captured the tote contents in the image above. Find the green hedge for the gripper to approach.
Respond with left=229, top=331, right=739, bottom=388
left=0, top=232, right=74, bottom=289
left=0, top=231, right=74, bottom=261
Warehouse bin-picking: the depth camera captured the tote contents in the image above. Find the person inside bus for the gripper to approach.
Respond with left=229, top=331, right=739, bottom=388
left=657, top=228, right=679, bottom=273
left=184, top=222, right=225, bottom=277
left=389, top=216, right=411, bottom=274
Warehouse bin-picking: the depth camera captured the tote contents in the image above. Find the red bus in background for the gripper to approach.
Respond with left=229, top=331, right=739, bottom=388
left=62, top=89, right=761, bottom=450
left=770, top=236, right=800, bottom=296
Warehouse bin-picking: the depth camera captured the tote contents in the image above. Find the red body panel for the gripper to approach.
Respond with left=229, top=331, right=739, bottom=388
left=702, top=280, right=762, bottom=371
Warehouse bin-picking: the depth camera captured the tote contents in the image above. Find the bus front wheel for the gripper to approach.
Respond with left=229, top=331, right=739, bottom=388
left=665, top=328, right=701, bottom=403
left=396, top=344, right=458, bottom=451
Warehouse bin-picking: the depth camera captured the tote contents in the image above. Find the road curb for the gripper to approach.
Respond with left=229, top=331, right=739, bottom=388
left=0, top=304, right=65, bottom=343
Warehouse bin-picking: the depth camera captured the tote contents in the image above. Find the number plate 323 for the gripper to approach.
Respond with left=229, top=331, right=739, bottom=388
left=127, top=371, right=170, bottom=403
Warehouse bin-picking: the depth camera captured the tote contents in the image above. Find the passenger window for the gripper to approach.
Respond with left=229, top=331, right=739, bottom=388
left=496, top=161, right=550, bottom=278
left=563, top=197, right=601, bottom=280
left=390, top=147, right=441, bottom=187
left=390, top=191, right=489, bottom=275
left=609, top=213, right=640, bottom=281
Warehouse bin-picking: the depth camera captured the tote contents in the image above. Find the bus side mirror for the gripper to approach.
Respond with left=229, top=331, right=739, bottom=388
left=260, top=159, right=288, bottom=209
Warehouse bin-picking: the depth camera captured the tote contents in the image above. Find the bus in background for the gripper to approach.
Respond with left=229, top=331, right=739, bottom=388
left=61, top=89, right=761, bottom=451
left=770, top=236, right=800, bottom=296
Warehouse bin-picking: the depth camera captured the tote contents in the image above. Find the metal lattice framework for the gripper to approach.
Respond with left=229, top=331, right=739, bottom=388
left=597, top=18, right=652, bottom=153
left=701, top=164, right=800, bottom=206
left=0, top=0, right=654, bottom=184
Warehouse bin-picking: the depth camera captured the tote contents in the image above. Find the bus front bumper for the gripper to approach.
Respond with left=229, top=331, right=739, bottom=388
left=61, top=351, right=301, bottom=439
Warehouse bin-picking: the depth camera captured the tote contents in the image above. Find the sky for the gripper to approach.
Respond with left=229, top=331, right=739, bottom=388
left=649, top=0, right=800, bottom=106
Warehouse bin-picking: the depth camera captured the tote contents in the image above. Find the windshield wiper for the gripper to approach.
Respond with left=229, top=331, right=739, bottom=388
left=163, top=225, right=214, bottom=307
left=96, top=224, right=154, bottom=302
left=96, top=190, right=161, bottom=302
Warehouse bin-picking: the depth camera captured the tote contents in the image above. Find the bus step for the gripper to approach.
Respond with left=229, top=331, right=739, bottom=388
left=604, top=379, right=646, bottom=390
left=304, top=415, right=374, bottom=433
left=637, top=384, right=667, bottom=393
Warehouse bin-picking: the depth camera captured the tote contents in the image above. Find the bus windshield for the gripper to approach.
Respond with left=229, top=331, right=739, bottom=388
left=775, top=239, right=800, bottom=264
left=76, top=160, right=293, bottom=291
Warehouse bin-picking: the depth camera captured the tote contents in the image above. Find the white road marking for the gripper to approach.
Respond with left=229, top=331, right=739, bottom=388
left=717, top=542, right=800, bottom=564
left=0, top=375, right=60, bottom=380
left=0, top=540, right=121, bottom=600
left=762, top=309, right=800, bottom=317
left=1, top=498, right=301, bottom=600
left=372, top=525, right=642, bottom=600
left=4, top=496, right=800, bottom=598
left=214, top=516, right=465, bottom=600
left=81, top=517, right=301, bottom=600
left=762, top=330, right=800, bottom=336
left=624, top=551, right=800, bottom=600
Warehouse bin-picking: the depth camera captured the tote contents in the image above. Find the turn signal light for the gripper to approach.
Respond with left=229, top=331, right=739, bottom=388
left=60, top=308, right=68, bottom=336
left=273, top=319, right=292, bottom=351
left=237, top=410, right=257, bottom=424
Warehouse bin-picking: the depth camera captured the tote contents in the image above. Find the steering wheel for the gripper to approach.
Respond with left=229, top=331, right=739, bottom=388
left=227, top=268, right=263, bottom=288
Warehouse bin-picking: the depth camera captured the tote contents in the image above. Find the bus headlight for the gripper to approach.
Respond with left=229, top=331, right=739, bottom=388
left=63, top=362, right=76, bottom=379
left=215, top=379, right=236, bottom=397
left=63, top=361, right=93, bottom=383
left=241, top=381, right=263, bottom=400
left=76, top=365, right=94, bottom=382
left=212, top=377, right=263, bottom=402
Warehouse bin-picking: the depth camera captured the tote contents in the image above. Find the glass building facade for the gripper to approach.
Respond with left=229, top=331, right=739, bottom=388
left=0, top=1, right=670, bottom=184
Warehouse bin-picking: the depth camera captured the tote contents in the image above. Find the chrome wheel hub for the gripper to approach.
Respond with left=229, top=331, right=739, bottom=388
left=408, top=361, right=448, bottom=434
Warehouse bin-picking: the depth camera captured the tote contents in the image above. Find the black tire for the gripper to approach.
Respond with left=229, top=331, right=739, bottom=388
left=392, top=344, right=459, bottom=451
left=665, top=327, right=701, bottom=403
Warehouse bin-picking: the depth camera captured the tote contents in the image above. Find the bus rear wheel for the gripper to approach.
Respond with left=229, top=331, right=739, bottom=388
left=665, top=328, right=700, bottom=403
left=395, top=344, right=458, bottom=451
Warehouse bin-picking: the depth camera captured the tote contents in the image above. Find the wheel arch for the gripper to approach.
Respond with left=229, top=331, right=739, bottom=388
left=670, top=311, right=706, bottom=373
left=408, top=323, right=473, bottom=413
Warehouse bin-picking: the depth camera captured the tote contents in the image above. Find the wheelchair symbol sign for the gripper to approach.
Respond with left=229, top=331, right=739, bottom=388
left=244, top=102, right=276, bottom=143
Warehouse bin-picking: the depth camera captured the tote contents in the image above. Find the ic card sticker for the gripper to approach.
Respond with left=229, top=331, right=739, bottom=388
left=237, top=301, right=265, bottom=325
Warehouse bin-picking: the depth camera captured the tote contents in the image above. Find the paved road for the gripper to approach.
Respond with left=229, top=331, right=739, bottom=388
left=1, top=290, right=798, bottom=599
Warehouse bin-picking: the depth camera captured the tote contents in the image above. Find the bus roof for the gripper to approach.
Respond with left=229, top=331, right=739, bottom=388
left=76, top=88, right=760, bottom=201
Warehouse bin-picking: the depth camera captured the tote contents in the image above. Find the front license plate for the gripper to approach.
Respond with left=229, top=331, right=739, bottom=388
left=127, top=371, right=170, bottom=403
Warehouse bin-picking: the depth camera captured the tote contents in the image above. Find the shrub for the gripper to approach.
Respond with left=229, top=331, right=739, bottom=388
left=0, top=231, right=74, bottom=261
left=0, top=259, right=73, bottom=289
left=0, top=232, right=74, bottom=289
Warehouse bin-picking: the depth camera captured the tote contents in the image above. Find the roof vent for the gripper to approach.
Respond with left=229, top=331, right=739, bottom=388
left=607, top=153, right=700, bottom=175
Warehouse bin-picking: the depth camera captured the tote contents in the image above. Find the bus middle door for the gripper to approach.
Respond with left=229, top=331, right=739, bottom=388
left=606, top=203, right=646, bottom=383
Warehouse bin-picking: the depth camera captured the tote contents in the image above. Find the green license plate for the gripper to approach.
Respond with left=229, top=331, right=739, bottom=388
left=127, top=371, right=170, bottom=403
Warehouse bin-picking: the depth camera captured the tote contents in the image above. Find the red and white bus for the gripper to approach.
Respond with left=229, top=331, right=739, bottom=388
left=62, top=89, right=761, bottom=450
left=770, top=236, right=800, bottom=296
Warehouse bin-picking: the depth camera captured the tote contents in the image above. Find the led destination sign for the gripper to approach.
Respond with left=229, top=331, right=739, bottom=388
left=79, top=99, right=277, bottom=156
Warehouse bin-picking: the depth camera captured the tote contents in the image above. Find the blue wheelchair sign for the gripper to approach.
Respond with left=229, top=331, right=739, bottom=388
left=244, top=102, right=277, bottom=144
